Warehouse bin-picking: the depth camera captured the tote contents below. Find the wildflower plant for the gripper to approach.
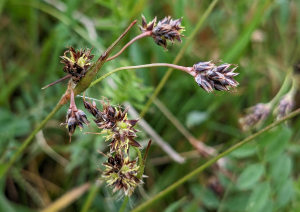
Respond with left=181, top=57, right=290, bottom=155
left=39, top=14, right=241, bottom=198
left=4, top=3, right=300, bottom=212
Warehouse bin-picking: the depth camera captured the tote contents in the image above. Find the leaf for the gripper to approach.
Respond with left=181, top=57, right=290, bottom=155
left=237, top=163, right=264, bottom=190
left=264, top=127, right=292, bottom=161
left=246, top=182, right=270, bottom=212
left=276, top=179, right=294, bottom=208
left=221, top=194, right=249, bottom=212
left=230, top=143, right=257, bottom=158
left=191, top=185, right=219, bottom=209
left=269, top=154, right=292, bottom=190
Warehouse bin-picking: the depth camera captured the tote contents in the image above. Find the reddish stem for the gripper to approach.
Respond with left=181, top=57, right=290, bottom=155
left=42, top=74, right=72, bottom=90
left=107, top=31, right=152, bottom=62
left=69, top=89, right=77, bottom=111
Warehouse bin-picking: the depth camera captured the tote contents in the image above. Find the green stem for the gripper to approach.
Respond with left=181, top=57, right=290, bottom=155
left=268, top=69, right=292, bottom=107
left=0, top=103, right=62, bottom=179
left=133, top=146, right=144, bottom=179
left=119, top=196, right=129, bottom=212
left=89, top=64, right=192, bottom=88
left=131, top=107, right=300, bottom=212
left=139, top=0, right=220, bottom=118
left=80, top=183, right=101, bottom=212
left=0, top=21, right=137, bottom=179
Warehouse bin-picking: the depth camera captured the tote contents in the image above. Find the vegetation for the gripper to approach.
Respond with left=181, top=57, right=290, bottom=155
left=1, top=0, right=300, bottom=211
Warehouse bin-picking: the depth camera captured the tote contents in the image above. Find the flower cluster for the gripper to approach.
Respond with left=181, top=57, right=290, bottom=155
left=101, top=152, right=142, bottom=196
left=60, top=90, right=90, bottom=141
left=60, top=46, right=95, bottom=83
left=191, top=61, right=239, bottom=93
left=239, top=103, right=271, bottom=130
left=84, top=98, right=141, bottom=153
left=274, top=94, right=295, bottom=120
left=139, top=15, right=185, bottom=50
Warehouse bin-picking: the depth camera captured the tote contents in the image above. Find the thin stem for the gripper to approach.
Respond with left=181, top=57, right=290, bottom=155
left=41, top=74, right=71, bottom=90
left=0, top=103, right=63, bottom=178
left=139, top=0, right=220, bottom=118
left=118, top=196, right=129, bottom=212
left=107, top=31, right=152, bottom=62
left=268, top=69, right=292, bottom=107
left=0, top=21, right=138, bottom=179
left=80, top=183, right=101, bottom=212
left=131, top=107, right=300, bottom=212
left=89, top=64, right=192, bottom=87
left=143, top=140, right=152, bottom=163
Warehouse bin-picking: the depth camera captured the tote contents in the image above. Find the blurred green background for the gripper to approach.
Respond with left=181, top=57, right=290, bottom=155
left=1, top=0, right=300, bottom=211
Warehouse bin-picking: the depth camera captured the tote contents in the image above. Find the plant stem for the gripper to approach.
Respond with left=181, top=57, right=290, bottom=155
left=139, top=0, right=220, bottom=118
left=80, top=183, right=101, bottom=212
left=118, top=196, right=129, bottom=212
left=107, top=31, right=152, bottom=62
left=268, top=69, right=292, bottom=107
left=0, top=21, right=137, bottom=179
left=42, top=74, right=72, bottom=90
left=133, top=146, right=144, bottom=179
left=0, top=103, right=62, bottom=179
left=89, top=64, right=192, bottom=87
left=131, top=107, right=300, bottom=212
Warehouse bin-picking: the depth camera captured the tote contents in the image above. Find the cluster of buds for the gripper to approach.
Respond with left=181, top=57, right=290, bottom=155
left=60, top=46, right=95, bottom=84
left=101, top=152, right=142, bottom=196
left=84, top=98, right=141, bottom=153
left=239, top=103, right=271, bottom=130
left=189, top=61, right=239, bottom=93
left=139, top=15, right=185, bottom=50
left=60, top=90, right=91, bottom=141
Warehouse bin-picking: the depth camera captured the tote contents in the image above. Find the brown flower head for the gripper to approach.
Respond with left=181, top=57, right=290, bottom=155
left=61, top=90, right=90, bottom=141
left=101, top=152, right=142, bottom=196
left=84, top=98, right=141, bottom=153
left=60, top=46, right=95, bottom=83
left=274, top=95, right=295, bottom=120
left=191, top=61, right=239, bottom=93
left=139, top=15, right=185, bottom=50
left=239, top=103, right=271, bottom=130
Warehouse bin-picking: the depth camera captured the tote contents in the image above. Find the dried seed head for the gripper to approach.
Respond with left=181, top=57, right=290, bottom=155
left=139, top=15, right=185, bottom=50
left=152, top=16, right=185, bottom=50
left=239, top=103, right=271, bottom=130
left=60, top=46, right=95, bottom=84
left=101, top=152, right=142, bottom=196
left=84, top=97, right=141, bottom=153
left=61, top=90, right=91, bottom=141
left=274, top=95, right=294, bottom=120
left=192, top=61, right=239, bottom=93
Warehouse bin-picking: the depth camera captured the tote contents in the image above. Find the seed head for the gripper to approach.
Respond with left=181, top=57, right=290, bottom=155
left=274, top=95, right=294, bottom=120
left=192, top=61, right=239, bottom=93
left=61, top=90, right=90, bottom=141
left=239, top=103, right=271, bottom=130
left=60, top=46, right=95, bottom=83
left=101, top=152, right=142, bottom=196
left=139, top=15, right=185, bottom=50
left=84, top=98, right=141, bottom=153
